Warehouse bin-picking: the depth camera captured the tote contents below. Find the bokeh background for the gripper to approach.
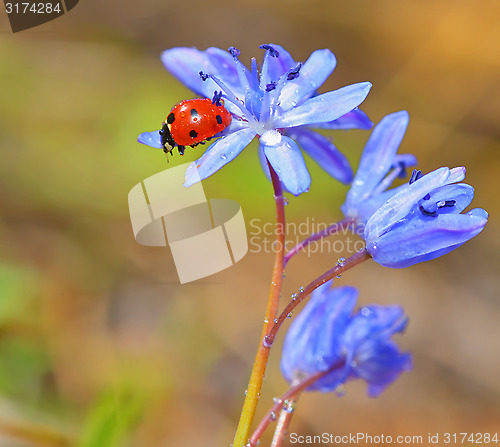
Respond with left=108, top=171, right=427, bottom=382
left=1, top=0, right=499, bottom=446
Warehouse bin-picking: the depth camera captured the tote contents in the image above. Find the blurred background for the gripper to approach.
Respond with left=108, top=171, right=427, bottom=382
left=0, top=0, right=499, bottom=445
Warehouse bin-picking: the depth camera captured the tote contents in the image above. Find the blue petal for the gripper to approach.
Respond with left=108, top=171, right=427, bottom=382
left=424, top=184, right=474, bottom=214
left=279, top=49, right=337, bottom=111
left=280, top=285, right=358, bottom=390
left=365, top=167, right=451, bottom=242
left=313, top=108, right=373, bottom=130
left=448, top=166, right=466, bottom=183
left=345, top=306, right=407, bottom=347
left=354, top=342, right=412, bottom=397
left=138, top=130, right=163, bottom=149
left=367, top=208, right=488, bottom=268
left=276, top=82, right=372, bottom=128
left=346, top=111, right=410, bottom=209
left=393, top=153, right=418, bottom=168
left=184, top=128, right=256, bottom=187
left=260, top=131, right=311, bottom=196
left=161, top=47, right=244, bottom=100
left=343, top=182, right=410, bottom=224
left=287, top=128, right=353, bottom=184
left=259, top=44, right=296, bottom=88
left=258, top=144, right=272, bottom=181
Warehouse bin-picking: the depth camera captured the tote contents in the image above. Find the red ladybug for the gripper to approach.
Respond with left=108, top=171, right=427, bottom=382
left=159, top=95, right=232, bottom=156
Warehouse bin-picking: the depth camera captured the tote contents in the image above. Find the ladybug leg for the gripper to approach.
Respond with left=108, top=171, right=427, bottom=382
left=177, top=145, right=185, bottom=156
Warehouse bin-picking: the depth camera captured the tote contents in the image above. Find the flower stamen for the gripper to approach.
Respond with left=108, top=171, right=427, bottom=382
left=287, top=63, right=302, bottom=80
left=419, top=204, right=438, bottom=217
left=409, top=169, right=423, bottom=184
left=259, top=44, right=280, bottom=58
left=437, top=199, right=456, bottom=208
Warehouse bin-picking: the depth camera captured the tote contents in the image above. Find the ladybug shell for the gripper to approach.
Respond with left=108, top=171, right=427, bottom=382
left=165, top=98, right=232, bottom=147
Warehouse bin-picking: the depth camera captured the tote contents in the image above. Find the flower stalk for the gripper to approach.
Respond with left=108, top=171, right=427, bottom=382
left=264, top=248, right=371, bottom=348
left=232, top=162, right=286, bottom=447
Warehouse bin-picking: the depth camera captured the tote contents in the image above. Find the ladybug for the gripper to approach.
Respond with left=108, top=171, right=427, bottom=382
left=159, top=93, right=232, bottom=156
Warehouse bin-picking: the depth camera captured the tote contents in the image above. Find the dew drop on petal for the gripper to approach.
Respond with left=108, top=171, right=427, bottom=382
left=291, top=293, right=297, bottom=300
left=334, top=384, right=346, bottom=397
left=221, top=154, right=227, bottom=160
left=361, top=307, right=371, bottom=317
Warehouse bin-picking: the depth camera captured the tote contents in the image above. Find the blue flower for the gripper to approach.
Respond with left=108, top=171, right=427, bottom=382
left=364, top=166, right=489, bottom=268
left=138, top=44, right=372, bottom=195
left=280, top=282, right=411, bottom=396
left=341, top=111, right=417, bottom=225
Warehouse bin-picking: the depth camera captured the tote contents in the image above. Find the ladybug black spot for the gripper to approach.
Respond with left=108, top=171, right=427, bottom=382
left=167, top=112, right=175, bottom=124
left=190, top=108, right=199, bottom=117
left=216, top=114, right=223, bottom=125
left=189, top=129, right=198, bottom=139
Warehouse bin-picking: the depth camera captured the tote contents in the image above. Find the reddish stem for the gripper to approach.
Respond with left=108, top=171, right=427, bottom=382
left=232, top=161, right=286, bottom=447
left=248, top=359, right=345, bottom=447
left=264, top=248, right=371, bottom=348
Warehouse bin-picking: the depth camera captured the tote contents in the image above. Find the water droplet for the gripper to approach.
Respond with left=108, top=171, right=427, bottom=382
left=270, top=411, right=277, bottom=421
left=361, top=307, right=371, bottom=317
left=263, top=318, right=269, bottom=323
left=221, top=154, right=227, bottom=160
left=337, top=257, right=346, bottom=267
left=336, top=274, right=342, bottom=279
left=299, top=286, right=304, bottom=293
left=283, top=197, right=289, bottom=205
left=334, top=384, right=346, bottom=397
left=273, top=397, right=282, bottom=404
left=244, top=389, right=248, bottom=396
left=274, top=318, right=278, bottom=324
left=283, top=399, right=295, bottom=413
left=262, top=336, right=272, bottom=348
left=287, top=312, right=293, bottom=318
left=282, top=271, right=287, bottom=278
left=291, top=293, right=297, bottom=300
